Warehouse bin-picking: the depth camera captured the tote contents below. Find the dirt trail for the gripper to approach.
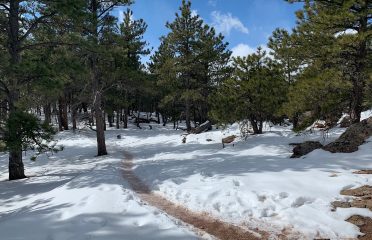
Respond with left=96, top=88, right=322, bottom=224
left=122, top=151, right=266, bottom=240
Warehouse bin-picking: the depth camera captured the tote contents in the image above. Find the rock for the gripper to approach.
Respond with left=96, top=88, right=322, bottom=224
left=339, top=116, right=352, bottom=128
left=323, top=117, right=372, bottom=153
left=191, top=121, right=212, bottom=134
left=347, top=215, right=366, bottom=226
left=222, top=135, right=236, bottom=148
left=341, top=185, right=372, bottom=197
left=332, top=201, right=351, bottom=209
left=353, top=170, right=372, bottom=174
left=290, top=141, right=323, bottom=158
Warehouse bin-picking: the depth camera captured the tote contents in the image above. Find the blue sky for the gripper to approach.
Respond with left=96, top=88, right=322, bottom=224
left=113, top=0, right=303, bottom=62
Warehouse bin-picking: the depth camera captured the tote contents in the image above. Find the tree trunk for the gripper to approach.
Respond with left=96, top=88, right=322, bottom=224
left=259, top=120, right=263, bottom=134
left=116, top=110, right=120, bottom=129
left=108, top=113, right=113, bottom=127
left=8, top=93, right=26, bottom=180
left=162, top=114, right=168, bottom=126
left=90, top=0, right=107, bottom=156
left=9, top=147, right=25, bottom=180
left=44, top=103, right=51, bottom=125
left=124, top=108, right=128, bottom=129
left=185, top=100, right=191, bottom=131
left=72, top=107, right=77, bottom=131
left=250, top=117, right=263, bottom=134
left=349, top=5, right=369, bottom=124
left=58, top=96, right=68, bottom=130
left=93, top=91, right=107, bottom=156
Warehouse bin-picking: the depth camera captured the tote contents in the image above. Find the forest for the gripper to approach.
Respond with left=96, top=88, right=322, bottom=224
left=0, top=0, right=371, bottom=239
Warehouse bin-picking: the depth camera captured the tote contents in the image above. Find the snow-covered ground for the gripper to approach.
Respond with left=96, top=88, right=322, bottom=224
left=0, top=131, right=200, bottom=240
left=0, top=110, right=371, bottom=239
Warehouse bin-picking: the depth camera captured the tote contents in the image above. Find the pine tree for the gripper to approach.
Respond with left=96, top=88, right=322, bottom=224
left=152, top=0, right=231, bottom=131
left=268, top=28, right=303, bottom=128
left=105, top=8, right=150, bottom=129
left=287, top=0, right=372, bottom=123
left=76, top=0, right=132, bottom=156
left=210, top=48, right=287, bottom=134
left=0, top=0, right=80, bottom=180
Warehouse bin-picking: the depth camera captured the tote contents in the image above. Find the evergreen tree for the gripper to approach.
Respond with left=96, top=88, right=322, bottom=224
left=0, top=0, right=80, bottom=180
left=287, top=0, right=372, bottom=123
left=152, top=0, right=231, bottom=131
left=105, top=8, right=150, bottom=129
left=76, top=0, right=132, bottom=156
left=268, top=28, right=303, bottom=128
left=210, top=48, right=287, bottom=134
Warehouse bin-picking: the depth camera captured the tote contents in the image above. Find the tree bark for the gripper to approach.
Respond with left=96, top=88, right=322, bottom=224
left=44, top=103, right=52, bottom=125
left=185, top=99, right=191, bottom=131
left=58, top=96, right=68, bottom=130
left=90, top=0, right=107, bottom=156
left=72, top=107, right=77, bottom=131
left=116, top=110, right=120, bottom=129
left=108, top=113, right=113, bottom=127
left=7, top=1, right=26, bottom=180
left=93, top=89, right=107, bottom=156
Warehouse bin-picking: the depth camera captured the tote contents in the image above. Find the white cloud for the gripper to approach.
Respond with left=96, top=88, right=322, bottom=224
left=208, top=0, right=217, bottom=7
left=211, top=11, right=249, bottom=36
left=117, top=10, right=124, bottom=24
left=191, top=9, right=198, bottom=18
left=231, top=43, right=271, bottom=58
left=231, top=44, right=255, bottom=58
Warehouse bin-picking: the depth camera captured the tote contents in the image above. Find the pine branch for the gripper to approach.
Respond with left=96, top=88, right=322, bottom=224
left=19, top=11, right=57, bottom=44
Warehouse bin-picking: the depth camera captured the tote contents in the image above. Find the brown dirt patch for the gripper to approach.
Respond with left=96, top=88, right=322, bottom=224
left=347, top=216, right=372, bottom=240
left=353, top=170, right=372, bottom=175
left=122, top=151, right=268, bottom=240
left=332, top=185, right=372, bottom=239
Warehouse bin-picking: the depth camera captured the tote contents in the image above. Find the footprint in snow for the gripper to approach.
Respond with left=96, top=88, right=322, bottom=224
left=232, top=179, right=241, bottom=187
left=81, top=217, right=107, bottom=227
left=213, top=202, right=221, bottom=212
left=279, top=192, right=289, bottom=199
left=291, top=196, right=314, bottom=208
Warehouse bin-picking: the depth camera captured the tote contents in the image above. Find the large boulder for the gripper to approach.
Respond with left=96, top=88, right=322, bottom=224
left=291, top=141, right=323, bottom=158
left=323, top=117, right=372, bottom=153
left=339, top=116, right=352, bottom=128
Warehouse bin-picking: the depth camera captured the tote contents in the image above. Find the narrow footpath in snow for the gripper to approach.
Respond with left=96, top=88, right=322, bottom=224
left=122, top=150, right=267, bottom=240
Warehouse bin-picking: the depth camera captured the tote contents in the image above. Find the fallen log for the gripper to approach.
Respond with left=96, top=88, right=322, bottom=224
left=191, top=120, right=212, bottom=134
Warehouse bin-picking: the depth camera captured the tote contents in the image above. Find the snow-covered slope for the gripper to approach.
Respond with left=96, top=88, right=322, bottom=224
left=116, top=114, right=372, bottom=239
left=0, top=110, right=371, bottom=239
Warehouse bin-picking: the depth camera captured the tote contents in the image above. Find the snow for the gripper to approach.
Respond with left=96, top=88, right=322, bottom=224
left=0, top=131, right=200, bottom=240
left=0, top=111, right=371, bottom=239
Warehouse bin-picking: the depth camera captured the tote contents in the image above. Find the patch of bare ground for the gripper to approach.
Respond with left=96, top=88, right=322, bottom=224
left=332, top=184, right=372, bottom=239
left=353, top=170, right=372, bottom=175
left=122, top=151, right=279, bottom=240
